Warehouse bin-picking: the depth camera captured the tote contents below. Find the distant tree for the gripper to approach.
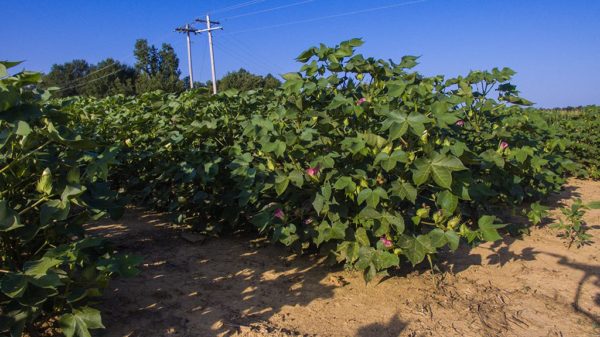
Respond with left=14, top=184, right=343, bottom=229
left=217, top=68, right=281, bottom=91
left=133, top=39, right=160, bottom=76
left=182, top=76, right=208, bottom=91
left=263, top=74, right=281, bottom=89
left=43, top=58, right=137, bottom=98
left=42, top=39, right=187, bottom=97
left=80, top=58, right=136, bottom=98
left=43, top=59, right=92, bottom=97
left=134, top=39, right=184, bottom=93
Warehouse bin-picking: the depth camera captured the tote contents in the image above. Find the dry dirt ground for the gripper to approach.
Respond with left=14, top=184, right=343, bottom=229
left=88, top=179, right=600, bottom=337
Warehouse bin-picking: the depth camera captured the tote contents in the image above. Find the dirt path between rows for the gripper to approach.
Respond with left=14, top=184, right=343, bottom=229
left=88, top=179, right=600, bottom=337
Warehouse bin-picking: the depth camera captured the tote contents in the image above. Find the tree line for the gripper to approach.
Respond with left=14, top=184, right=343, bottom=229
left=43, top=39, right=281, bottom=98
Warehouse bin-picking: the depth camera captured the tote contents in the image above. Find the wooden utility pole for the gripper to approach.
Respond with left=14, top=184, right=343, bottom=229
left=175, top=24, right=197, bottom=89
left=196, top=15, right=222, bottom=94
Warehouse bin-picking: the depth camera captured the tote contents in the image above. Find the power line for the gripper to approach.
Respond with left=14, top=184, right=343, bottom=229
left=225, top=0, right=427, bottom=35
left=222, top=0, right=317, bottom=20
left=210, top=0, right=269, bottom=14
left=57, top=68, right=123, bottom=92
left=213, top=39, right=273, bottom=75
left=221, top=34, right=288, bottom=75
left=63, top=62, right=118, bottom=84
left=220, top=35, right=274, bottom=71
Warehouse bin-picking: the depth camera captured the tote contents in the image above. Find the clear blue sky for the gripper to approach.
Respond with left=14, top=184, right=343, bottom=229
left=3, top=0, right=599, bottom=107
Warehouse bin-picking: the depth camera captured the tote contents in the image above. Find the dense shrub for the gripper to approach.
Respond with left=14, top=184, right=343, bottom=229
left=538, top=106, right=600, bottom=179
left=64, top=39, right=576, bottom=282
left=0, top=62, right=139, bottom=337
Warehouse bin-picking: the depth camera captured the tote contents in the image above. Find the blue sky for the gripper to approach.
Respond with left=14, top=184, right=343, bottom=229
left=2, top=0, right=599, bottom=107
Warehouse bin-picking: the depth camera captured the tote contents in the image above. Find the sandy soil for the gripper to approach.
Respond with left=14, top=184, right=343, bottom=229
left=88, top=179, right=600, bottom=337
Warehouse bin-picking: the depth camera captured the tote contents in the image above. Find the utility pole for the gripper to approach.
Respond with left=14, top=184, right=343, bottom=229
left=196, top=14, right=222, bottom=95
left=175, top=24, right=197, bottom=89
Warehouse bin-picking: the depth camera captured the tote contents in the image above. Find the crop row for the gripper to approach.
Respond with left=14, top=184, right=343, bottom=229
left=65, top=39, right=576, bottom=277
left=1, top=39, right=586, bottom=336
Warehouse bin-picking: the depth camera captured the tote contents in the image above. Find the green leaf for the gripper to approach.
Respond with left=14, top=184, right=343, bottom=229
left=428, top=228, right=447, bottom=248
left=362, top=133, right=387, bottom=149
left=389, top=122, right=408, bottom=140
left=527, top=202, right=549, bottom=226
left=478, top=215, right=505, bottom=242
left=381, top=212, right=405, bottom=234
left=386, top=80, right=407, bottom=97
left=445, top=230, right=460, bottom=251
left=97, top=254, right=143, bottom=278
left=336, top=241, right=360, bottom=263
left=15, top=121, right=32, bottom=136
left=61, top=184, right=86, bottom=202
left=412, top=153, right=466, bottom=189
left=262, top=140, right=286, bottom=157
left=288, top=170, right=304, bottom=188
left=67, top=167, right=81, bottom=184
left=312, top=193, right=325, bottom=214
left=436, top=190, right=458, bottom=213
left=355, top=227, right=370, bottom=247
left=315, top=221, right=346, bottom=246
left=346, top=38, right=364, bottom=47
left=333, top=176, right=356, bottom=193
left=274, top=175, right=290, bottom=196
left=398, top=55, right=418, bottom=68
left=375, top=150, right=408, bottom=172
left=357, top=188, right=372, bottom=206
left=0, top=273, right=28, bottom=298
left=411, top=158, right=431, bottom=186
left=391, top=181, right=417, bottom=204
left=296, top=48, right=316, bottom=62
left=358, top=207, right=381, bottom=220
left=59, top=307, right=105, bottom=337
left=327, top=94, right=352, bottom=110
left=399, top=235, right=434, bottom=266
left=450, top=142, right=468, bottom=157
left=0, top=61, right=23, bottom=77
left=480, top=149, right=505, bottom=168
left=383, top=111, right=430, bottom=139
left=366, top=190, right=381, bottom=208
left=24, top=257, right=62, bottom=277
left=372, top=250, right=399, bottom=270
left=0, top=200, right=22, bottom=231
left=36, top=168, right=53, bottom=195
left=40, top=199, right=70, bottom=226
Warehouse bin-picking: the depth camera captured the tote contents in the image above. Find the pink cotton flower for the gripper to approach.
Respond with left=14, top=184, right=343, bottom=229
left=305, top=166, right=320, bottom=177
left=380, top=236, right=393, bottom=248
left=455, top=120, right=465, bottom=127
left=274, top=208, right=285, bottom=220
left=304, top=218, right=314, bottom=225
left=499, top=141, right=509, bottom=150
left=356, top=98, right=367, bottom=105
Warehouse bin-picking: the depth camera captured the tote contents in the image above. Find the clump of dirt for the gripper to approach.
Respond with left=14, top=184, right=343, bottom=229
left=89, top=179, right=600, bottom=337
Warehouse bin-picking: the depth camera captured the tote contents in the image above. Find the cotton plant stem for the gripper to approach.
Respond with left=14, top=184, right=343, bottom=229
left=0, top=140, right=52, bottom=175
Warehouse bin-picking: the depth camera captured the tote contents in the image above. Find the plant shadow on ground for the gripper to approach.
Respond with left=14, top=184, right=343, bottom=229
left=90, top=209, right=372, bottom=336
left=87, top=181, right=600, bottom=336
left=440, top=182, right=600, bottom=325
left=355, top=315, right=408, bottom=337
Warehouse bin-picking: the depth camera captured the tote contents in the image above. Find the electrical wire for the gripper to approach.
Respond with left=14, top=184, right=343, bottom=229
left=213, top=39, right=274, bottom=75
left=210, top=0, right=269, bottom=14
left=222, top=0, right=317, bottom=20
left=57, top=68, right=124, bottom=92
left=224, top=0, right=427, bottom=35
left=61, top=62, right=118, bottom=84
left=221, top=34, right=288, bottom=75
